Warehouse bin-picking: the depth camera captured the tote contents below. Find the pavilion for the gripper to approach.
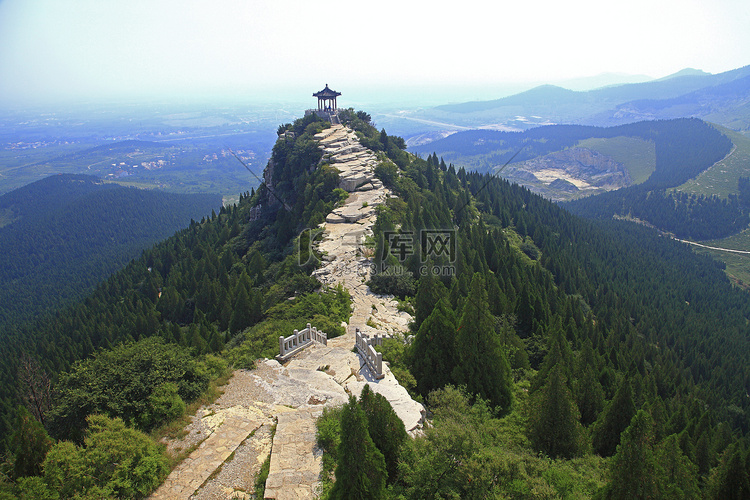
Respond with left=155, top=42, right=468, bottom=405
left=312, top=84, right=341, bottom=113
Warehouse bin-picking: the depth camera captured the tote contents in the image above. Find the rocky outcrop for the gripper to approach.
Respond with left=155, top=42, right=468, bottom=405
left=505, top=147, right=631, bottom=200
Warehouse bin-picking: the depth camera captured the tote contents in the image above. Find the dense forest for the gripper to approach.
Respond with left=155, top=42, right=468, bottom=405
left=321, top=143, right=750, bottom=497
left=567, top=186, right=750, bottom=240
left=0, top=174, right=221, bottom=328
left=3, top=111, right=750, bottom=498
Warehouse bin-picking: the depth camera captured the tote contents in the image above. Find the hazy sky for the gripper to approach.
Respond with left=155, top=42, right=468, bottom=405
left=0, top=0, right=748, bottom=106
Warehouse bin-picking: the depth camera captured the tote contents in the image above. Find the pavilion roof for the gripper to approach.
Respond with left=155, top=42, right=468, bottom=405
left=313, top=84, right=341, bottom=98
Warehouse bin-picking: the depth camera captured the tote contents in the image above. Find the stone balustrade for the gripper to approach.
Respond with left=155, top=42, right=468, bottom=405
left=355, top=328, right=385, bottom=379
left=277, top=323, right=327, bottom=362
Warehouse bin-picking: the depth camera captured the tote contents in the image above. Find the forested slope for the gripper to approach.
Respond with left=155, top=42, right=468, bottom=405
left=347, top=150, right=750, bottom=497
left=0, top=174, right=222, bottom=327
left=4, top=110, right=750, bottom=497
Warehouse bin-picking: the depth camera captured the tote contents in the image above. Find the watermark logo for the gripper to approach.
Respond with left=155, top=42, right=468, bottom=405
left=297, top=227, right=456, bottom=278
left=421, top=229, right=456, bottom=262
left=379, top=228, right=456, bottom=277
left=383, top=231, right=414, bottom=261
left=297, top=227, right=325, bottom=267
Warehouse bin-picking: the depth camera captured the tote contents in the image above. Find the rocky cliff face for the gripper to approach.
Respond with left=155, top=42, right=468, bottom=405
left=503, top=147, right=631, bottom=201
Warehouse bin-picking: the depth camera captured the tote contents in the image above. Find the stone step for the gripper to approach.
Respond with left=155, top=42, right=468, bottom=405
left=149, top=415, right=263, bottom=500
left=263, top=408, right=324, bottom=500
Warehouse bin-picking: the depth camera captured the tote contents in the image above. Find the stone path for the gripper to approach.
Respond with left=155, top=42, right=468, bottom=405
left=191, top=423, right=273, bottom=500
left=263, top=407, right=324, bottom=500
left=264, top=124, right=424, bottom=498
left=150, top=123, right=424, bottom=500
left=150, top=414, right=263, bottom=500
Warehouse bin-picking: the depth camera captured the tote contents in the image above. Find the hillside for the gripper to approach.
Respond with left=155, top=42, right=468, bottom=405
left=412, top=118, right=730, bottom=201
left=0, top=174, right=221, bottom=327
left=4, top=110, right=750, bottom=498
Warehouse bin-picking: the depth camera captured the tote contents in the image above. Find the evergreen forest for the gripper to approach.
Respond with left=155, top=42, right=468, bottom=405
left=3, top=110, right=750, bottom=498
left=0, top=174, right=222, bottom=327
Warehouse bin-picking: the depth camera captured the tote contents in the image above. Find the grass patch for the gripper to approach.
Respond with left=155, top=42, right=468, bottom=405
left=576, top=136, right=656, bottom=184
left=692, top=228, right=750, bottom=288
left=677, top=126, right=750, bottom=198
left=254, top=421, right=277, bottom=498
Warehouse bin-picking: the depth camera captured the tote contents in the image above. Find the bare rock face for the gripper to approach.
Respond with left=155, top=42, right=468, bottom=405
left=504, top=147, right=632, bottom=200
left=549, top=178, right=579, bottom=192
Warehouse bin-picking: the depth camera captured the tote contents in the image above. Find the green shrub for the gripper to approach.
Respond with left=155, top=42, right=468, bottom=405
left=43, top=415, right=169, bottom=499
left=144, top=382, right=186, bottom=429
left=48, top=338, right=209, bottom=440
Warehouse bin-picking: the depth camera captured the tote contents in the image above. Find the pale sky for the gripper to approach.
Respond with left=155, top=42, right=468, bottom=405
left=0, top=0, right=748, bottom=106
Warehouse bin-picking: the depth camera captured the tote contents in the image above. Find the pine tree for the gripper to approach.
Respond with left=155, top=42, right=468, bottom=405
left=708, top=444, right=750, bottom=500
left=532, top=317, right=574, bottom=392
left=358, top=385, right=407, bottom=483
left=655, top=433, right=700, bottom=499
left=329, top=395, right=386, bottom=500
left=452, top=273, right=513, bottom=412
left=229, top=285, right=252, bottom=334
left=410, top=298, right=458, bottom=396
left=413, top=271, right=448, bottom=331
left=593, top=376, right=636, bottom=457
left=604, top=410, right=659, bottom=499
left=576, top=366, right=605, bottom=426
left=529, top=365, right=586, bottom=458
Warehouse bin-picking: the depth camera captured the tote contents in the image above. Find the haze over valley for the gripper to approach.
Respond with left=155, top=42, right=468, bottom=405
left=3, top=0, right=750, bottom=498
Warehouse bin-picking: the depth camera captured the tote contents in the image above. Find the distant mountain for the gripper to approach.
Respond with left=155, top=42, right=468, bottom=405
left=434, top=84, right=590, bottom=114
left=595, top=75, right=750, bottom=132
left=656, top=68, right=711, bottom=80
left=0, top=174, right=221, bottom=326
left=555, top=72, right=653, bottom=90
left=415, top=65, right=750, bottom=134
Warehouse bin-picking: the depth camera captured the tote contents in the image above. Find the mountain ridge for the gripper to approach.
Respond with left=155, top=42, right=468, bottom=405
left=5, top=108, right=750, bottom=498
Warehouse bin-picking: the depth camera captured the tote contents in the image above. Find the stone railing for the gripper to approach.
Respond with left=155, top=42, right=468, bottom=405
left=355, top=328, right=385, bottom=379
left=276, top=323, right=327, bottom=362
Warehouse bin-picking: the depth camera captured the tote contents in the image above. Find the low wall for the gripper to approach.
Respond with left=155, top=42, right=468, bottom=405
left=355, top=328, right=385, bottom=379
left=277, top=323, right=327, bottom=362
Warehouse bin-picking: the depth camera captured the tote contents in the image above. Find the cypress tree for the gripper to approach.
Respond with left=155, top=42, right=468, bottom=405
left=413, top=271, right=448, bottom=331
left=410, top=298, right=458, bottom=397
left=604, top=410, right=659, bottom=499
left=329, top=395, right=386, bottom=500
left=452, top=273, right=513, bottom=412
left=655, top=433, right=700, bottom=499
left=532, top=317, right=574, bottom=392
left=593, top=376, right=636, bottom=457
left=576, top=366, right=605, bottom=426
left=229, top=285, right=252, bottom=334
left=358, top=385, right=407, bottom=484
left=529, top=364, right=586, bottom=458
left=709, top=444, right=750, bottom=500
